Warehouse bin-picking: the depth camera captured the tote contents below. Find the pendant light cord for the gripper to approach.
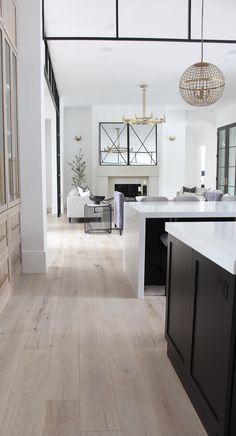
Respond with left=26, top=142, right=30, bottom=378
left=201, top=0, right=204, bottom=63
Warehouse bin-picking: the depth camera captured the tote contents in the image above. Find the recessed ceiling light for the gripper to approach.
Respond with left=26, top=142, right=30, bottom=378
left=100, top=47, right=112, bottom=53
left=228, top=49, right=236, bottom=55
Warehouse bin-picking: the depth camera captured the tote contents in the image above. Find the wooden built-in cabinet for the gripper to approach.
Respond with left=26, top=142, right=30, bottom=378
left=166, top=236, right=236, bottom=436
left=0, top=0, right=20, bottom=313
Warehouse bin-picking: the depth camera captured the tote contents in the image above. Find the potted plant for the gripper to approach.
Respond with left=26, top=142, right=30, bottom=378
left=68, top=148, right=87, bottom=191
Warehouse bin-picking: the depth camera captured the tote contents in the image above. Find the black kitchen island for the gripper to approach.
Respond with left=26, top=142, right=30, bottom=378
left=165, top=221, right=236, bottom=436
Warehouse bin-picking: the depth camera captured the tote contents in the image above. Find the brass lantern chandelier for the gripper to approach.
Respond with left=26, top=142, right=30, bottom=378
left=123, top=84, right=165, bottom=125
left=179, top=0, right=225, bottom=106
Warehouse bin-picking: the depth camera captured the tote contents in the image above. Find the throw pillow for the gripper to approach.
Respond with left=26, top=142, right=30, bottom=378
left=78, top=186, right=84, bottom=196
left=183, top=186, right=196, bottom=193
left=68, top=188, right=79, bottom=197
left=80, top=190, right=90, bottom=198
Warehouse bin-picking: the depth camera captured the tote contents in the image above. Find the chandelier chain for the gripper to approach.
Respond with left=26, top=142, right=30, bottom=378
left=201, top=0, right=204, bottom=63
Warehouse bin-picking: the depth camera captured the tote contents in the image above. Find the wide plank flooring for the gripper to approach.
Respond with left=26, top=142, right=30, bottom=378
left=0, top=216, right=207, bottom=436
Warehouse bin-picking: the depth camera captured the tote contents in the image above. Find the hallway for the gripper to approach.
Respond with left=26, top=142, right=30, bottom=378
left=0, top=217, right=206, bottom=436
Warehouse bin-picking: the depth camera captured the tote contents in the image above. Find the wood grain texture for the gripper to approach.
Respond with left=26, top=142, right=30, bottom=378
left=47, top=315, right=80, bottom=400
left=80, top=432, right=122, bottom=436
left=0, top=216, right=206, bottom=436
left=0, top=319, right=29, bottom=424
left=25, top=296, right=58, bottom=349
left=42, top=401, right=80, bottom=436
left=79, top=299, right=120, bottom=431
left=0, top=350, right=50, bottom=436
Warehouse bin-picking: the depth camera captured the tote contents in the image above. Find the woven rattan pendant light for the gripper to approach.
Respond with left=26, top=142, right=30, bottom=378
left=179, top=0, right=225, bottom=106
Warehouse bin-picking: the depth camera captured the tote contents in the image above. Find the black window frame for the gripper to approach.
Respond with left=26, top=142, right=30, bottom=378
left=99, top=122, right=157, bottom=166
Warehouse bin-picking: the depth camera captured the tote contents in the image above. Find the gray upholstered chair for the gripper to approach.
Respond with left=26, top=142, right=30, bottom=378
left=203, top=190, right=222, bottom=201
left=114, top=191, right=124, bottom=235
left=141, top=196, right=169, bottom=202
left=221, top=196, right=236, bottom=201
left=173, top=195, right=200, bottom=202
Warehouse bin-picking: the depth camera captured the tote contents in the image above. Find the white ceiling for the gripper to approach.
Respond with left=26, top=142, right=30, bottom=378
left=44, top=0, right=236, bottom=108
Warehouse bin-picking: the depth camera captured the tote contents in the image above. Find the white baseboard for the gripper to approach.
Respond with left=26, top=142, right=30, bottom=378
left=22, top=250, right=47, bottom=273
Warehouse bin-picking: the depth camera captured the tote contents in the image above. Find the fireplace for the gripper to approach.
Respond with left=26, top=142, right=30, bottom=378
left=115, top=183, right=141, bottom=198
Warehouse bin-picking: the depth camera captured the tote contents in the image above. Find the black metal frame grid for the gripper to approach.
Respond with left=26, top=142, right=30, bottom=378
left=44, top=40, right=61, bottom=217
left=84, top=204, right=112, bottom=234
left=42, top=0, right=236, bottom=44
left=216, top=122, right=236, bottom=195
left=99, top=122, right=157, bottom=166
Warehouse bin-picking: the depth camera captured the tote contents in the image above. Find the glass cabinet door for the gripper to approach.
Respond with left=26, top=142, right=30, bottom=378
left=5, top=39, right=14, bottom=202
left=12, top=53, right=19, bottom=199
left=217, top=128, right=227, bottom=193
left=0, top=30, right=6, bottom=207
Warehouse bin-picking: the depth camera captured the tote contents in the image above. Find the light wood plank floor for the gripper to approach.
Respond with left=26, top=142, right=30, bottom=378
left=0, top=216, right=207, bottom=436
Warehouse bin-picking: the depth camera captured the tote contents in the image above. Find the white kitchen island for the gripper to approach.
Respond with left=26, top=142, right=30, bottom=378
left=123, top=201, right=236, bottom=298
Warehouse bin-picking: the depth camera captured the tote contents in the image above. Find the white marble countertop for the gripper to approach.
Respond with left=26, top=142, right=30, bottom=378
left=126, top=201, right=236, bottom=218
left=166, top=221, right=236, bottom=274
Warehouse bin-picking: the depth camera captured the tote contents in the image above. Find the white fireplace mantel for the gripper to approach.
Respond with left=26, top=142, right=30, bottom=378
left=97, top=166, right=159, bottom=197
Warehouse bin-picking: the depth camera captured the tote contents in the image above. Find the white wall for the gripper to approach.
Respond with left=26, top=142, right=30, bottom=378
left=185, top=124, right=217, bottom=189
left=160, top=109, right=186, bottom=198
left=60, top=99, right=64, bottom=214
left=63, top=104, right=191, bottom=200
left=185, top=111, right=217, bottom=190
left=63, top=107, right=92, bottom=206
left=18, top=0, right=47, bottom=273
left=91, top=105, right=163, bottom=195
left=45, top=120, right=52, bottom=210
left=62, top=104, right=226, bottom=201
left=45, top=81, right=57, bottom=214
left=216, top=103, right=236, bottom=127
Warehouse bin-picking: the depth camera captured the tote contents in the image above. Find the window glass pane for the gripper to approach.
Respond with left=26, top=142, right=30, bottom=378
left=218, top=167, right=225, bottom=186
left=5, top=41, right=13, bottom=202
left=100, top=123, right=127, bottom=165
left=129, top=125, right=157, bottom=166
left=228, top=186, right=235, bottom=196
left=229, top=126, right=236, bottom=147
left=218, top=148, right=225, bottom=168
left=228, top=167, right=236, bottom=187
left=219, top=129, right=226, bottom=148
left=0, top=30, right=5, bottom=206
left=12, top=54, right=19, bottom=199
left=228, top=146, right=236, bottom=167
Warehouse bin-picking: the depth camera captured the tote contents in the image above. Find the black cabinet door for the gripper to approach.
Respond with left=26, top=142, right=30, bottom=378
left=190, top=252, right=235, bottom=435
left=230, top=354, right=236, bottom=436
left=166, top=236, right=192, bottom=364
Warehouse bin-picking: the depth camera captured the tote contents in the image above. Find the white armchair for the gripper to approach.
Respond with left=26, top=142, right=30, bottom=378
left=67, top=188, right=90, bottom=222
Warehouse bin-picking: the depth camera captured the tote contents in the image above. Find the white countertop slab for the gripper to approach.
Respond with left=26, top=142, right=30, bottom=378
left=166, top=221, right=236, bottom=274
left=126, top=201, right=236, bottom=218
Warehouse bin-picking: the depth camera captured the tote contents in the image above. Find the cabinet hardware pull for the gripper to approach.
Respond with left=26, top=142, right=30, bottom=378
left=11, top=224, right=19, bottom=231
left=12, top=255, right=21, bottom=266
left=0, top=273, right=8, bottom=288
left=0, top=235, right=6, bottom=243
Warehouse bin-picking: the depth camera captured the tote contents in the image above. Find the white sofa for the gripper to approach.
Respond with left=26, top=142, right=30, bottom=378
left=67, top=188, right=90, bottom=221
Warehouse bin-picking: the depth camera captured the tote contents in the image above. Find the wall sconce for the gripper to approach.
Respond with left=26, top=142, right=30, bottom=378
left=168, top=135, right=176, bottom=142
left=75, top=135, right=82, bottom=142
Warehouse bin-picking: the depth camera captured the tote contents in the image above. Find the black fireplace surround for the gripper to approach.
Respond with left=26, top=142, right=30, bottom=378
left=115, top=183, right=141, bottom=198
